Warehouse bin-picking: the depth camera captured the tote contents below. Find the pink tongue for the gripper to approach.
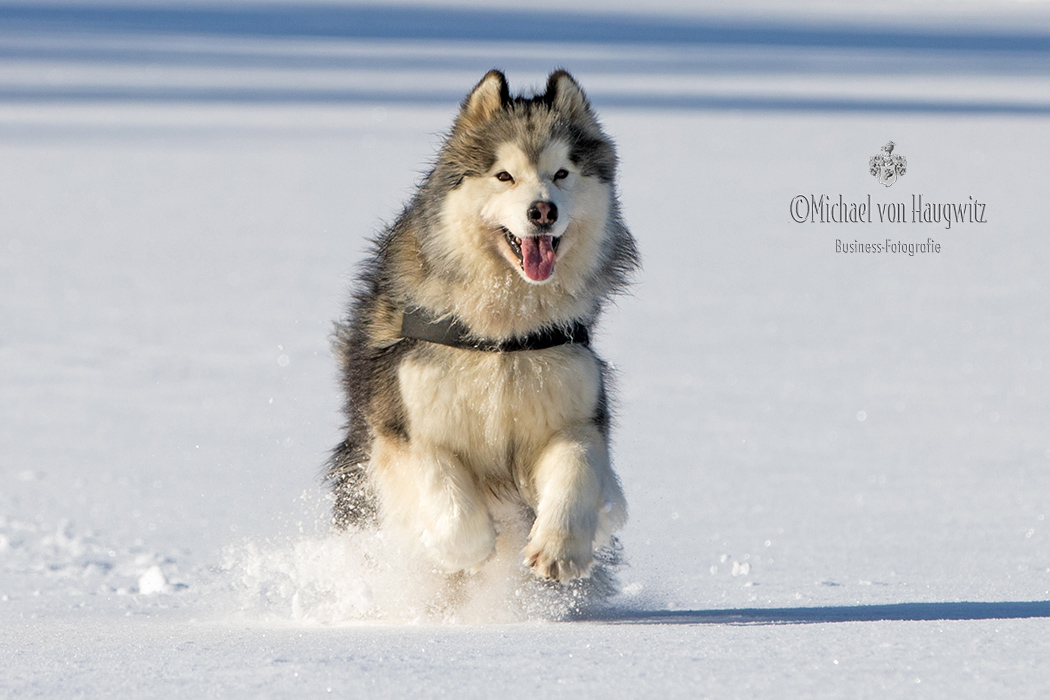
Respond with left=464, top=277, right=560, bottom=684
left=520, top=235, right=555, bottom=281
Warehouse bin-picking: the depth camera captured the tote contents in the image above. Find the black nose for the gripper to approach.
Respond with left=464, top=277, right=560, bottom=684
left=528, top=200, right=558, bottom=227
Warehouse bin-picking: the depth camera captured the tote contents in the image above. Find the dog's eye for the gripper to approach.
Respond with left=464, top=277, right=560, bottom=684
left=553, top=168, right=569, bottom=181
left=495, top=171, right=514, bottom=183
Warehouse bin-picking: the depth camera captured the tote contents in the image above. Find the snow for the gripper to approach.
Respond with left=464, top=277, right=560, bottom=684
left=4, top=1, right=1050, bottom=697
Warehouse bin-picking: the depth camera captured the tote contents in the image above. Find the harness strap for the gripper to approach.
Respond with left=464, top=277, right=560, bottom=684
left=400, top=306, right=589, bottom=352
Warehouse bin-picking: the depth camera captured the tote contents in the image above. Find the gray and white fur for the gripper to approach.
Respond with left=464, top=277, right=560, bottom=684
left=326, top=69, right=638, bottom=582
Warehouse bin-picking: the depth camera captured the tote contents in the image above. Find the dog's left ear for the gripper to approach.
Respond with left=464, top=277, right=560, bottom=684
left=457, top=70, right=509, bottom=130
left=545, top=70, right=599, bottom=128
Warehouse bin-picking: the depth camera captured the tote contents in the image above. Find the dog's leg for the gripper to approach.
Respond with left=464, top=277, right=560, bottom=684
left=371, top=435, right=496, bottom=573
left=523, top=426, right=627, bottom=582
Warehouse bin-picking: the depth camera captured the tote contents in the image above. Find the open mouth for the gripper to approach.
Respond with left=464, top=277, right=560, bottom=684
left=502, top=228, right=561, bottom=282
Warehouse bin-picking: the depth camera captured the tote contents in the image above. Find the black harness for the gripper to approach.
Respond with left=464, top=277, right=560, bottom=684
left=400, top=306, right=589, bottom=352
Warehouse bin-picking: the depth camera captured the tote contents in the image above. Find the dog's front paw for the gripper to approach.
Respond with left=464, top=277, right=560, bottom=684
left=420, top=509, right=497, bottom=574
left=523, top=530, right=593, bottom=583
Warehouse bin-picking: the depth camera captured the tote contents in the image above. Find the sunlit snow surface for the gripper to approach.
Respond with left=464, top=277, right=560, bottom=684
left=4, top=2, right=1050, bottom=697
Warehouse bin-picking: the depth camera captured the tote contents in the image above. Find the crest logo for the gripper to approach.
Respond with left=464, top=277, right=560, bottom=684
left=869, top=141, right=907, bottom=187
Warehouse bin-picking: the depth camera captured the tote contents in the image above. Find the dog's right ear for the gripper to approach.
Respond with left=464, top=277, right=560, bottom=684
left=457, top=70, right=509, bottom=129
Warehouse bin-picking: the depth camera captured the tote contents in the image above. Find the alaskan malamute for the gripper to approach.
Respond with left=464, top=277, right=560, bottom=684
left=326, top=70, right=638, bottom=583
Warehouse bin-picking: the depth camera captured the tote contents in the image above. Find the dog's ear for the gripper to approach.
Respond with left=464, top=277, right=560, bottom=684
left=458, top=70, right=509, bottom=129
left=545, top=70, right=598, bottom=127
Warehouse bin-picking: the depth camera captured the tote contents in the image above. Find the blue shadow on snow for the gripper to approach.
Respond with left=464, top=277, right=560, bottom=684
left=3, top=3, right=1050, bottom=53
left=4, top=4, right=1050, bottom=114
left=2, top=85, right=1049, bottom=115
left=589, top=600, right=1050, bottom=625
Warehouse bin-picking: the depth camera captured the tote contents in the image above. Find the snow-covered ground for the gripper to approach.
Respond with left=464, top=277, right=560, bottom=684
left=4, top=2, right=1050, bottom=697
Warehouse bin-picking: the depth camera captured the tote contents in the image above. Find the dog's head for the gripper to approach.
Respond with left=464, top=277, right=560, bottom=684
left=428, top=70, right=620, bottom=288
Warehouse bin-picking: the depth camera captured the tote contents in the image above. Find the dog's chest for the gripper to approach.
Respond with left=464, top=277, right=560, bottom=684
left=397, top=346, right=601, bottom=461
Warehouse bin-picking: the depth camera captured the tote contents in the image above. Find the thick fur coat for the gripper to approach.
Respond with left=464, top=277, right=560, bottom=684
left=326, top=70, right=638, bottom=582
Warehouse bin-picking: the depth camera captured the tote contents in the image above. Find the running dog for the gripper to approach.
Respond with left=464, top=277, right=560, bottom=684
left=326, top=70, right=638, bottom=583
